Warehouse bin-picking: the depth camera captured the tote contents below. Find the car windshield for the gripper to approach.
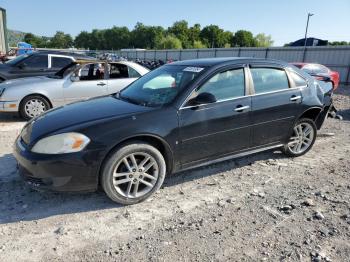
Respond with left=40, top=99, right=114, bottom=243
left=5, top=54, right=30, bottom=65
left=117, top=65, right=206, bottom=107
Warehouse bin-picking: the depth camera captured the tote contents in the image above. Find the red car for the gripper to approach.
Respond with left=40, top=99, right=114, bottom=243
left=291, top=63, right=340, bottom=90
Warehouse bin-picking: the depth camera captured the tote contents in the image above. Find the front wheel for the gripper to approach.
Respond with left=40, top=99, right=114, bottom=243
left=20, top=95, right=51, bottom=120
left=282, top=118, right=317, bottom=157
left=101, top=142, right=166, bottom=205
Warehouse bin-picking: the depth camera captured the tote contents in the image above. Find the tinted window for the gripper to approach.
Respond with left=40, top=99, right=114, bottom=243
left=289, top=71, right=307, bottom=87
left=194, top=68, right=245, bottom=102
left=109, top=64, right=129, bottom=79
left=251, top=68, right=289, bottom=94
left=51, top=57, right=72, bottom=68
left=22, top=55, right=48, bottom=68
left=128, top=66, right=141, bottom=78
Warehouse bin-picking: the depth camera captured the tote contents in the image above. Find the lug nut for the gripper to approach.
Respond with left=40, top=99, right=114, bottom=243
left=132, top=169, right=136, bottom=172
left=129, top=174, right=133, bottom=178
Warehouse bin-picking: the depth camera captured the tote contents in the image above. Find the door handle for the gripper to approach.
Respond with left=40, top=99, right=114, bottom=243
left=234, top=105, right=250, bottom=112
left=290, top=95, right=301, bottom=101
left=97, top=82, right=106, bottom=86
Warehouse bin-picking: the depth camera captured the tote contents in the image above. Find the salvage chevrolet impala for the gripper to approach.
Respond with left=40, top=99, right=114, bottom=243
left=14, top=58, right=333, bottom=205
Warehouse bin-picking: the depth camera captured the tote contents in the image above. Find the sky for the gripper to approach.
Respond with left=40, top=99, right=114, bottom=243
left=1, top=0, right=349, bottom=46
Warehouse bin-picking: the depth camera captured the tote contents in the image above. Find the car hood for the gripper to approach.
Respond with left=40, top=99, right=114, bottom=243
left=21, top=95, right=152, bottom=145
left=2, top=76, right=58, bottom=87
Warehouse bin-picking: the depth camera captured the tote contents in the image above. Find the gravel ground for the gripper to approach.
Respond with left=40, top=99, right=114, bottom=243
left=0, top=86, right=349, bottom=262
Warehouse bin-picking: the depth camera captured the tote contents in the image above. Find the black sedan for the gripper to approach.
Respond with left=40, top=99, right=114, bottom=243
left=14, top=58, right=333, bottom=205
left=0, top=51, right=93, bottom=82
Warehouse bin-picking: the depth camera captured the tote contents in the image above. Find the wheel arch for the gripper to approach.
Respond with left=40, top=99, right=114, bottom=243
left=296, top=106, right=327, bottom=130
left=19, top=93, right=53, bottom=110
left=98, top=134, right=174, bottom=184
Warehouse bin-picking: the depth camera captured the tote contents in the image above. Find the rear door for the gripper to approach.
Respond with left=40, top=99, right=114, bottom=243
left=63, top=63, right=108, bottom=104
left=106, top=63, right=140, bottom=94
left=178, top=66, right=252, bottom=165
left=249, top=65, right=305, bottom=147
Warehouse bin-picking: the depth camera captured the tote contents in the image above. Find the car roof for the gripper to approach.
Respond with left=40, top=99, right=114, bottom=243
left=34, top=50, right=96, bottom=60
left=169, top=57, right=288, bottom=67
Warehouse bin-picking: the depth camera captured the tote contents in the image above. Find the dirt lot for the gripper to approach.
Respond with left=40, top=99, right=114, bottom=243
left=0, top=87, right=349, bottom=262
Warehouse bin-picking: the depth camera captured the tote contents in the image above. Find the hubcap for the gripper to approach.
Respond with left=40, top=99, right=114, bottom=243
left=112, top=152, right=159, bottom=198
left=288, top=122, right=314, bottom=154
left=25, top=99, right=46, bottom=117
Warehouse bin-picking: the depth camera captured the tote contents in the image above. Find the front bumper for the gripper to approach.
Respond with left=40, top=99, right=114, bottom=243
left=13, top=137, right=102, bottom=192
left=0, top=100, right=19, bottom=112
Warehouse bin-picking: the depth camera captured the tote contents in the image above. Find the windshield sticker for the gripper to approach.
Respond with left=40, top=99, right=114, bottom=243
left=183, top=67, right=204, bottom=73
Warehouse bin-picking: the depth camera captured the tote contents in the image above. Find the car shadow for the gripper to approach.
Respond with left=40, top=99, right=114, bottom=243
left=0, top=149, right=286, bottom=225
left=0, top=113, right=26, bottom=123
left=337, top=108, right=350, bottom=121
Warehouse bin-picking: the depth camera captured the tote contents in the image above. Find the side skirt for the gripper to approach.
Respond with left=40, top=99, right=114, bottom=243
left=178, top=143, right=284, bottom=173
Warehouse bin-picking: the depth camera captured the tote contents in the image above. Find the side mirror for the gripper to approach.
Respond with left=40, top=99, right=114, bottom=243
left=70, top=74, right=80, bottom=82
left=189, top=92, right=217, bottom=105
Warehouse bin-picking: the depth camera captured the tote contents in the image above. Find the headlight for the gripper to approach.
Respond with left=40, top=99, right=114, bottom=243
left=31, top=132, right=90, bottom=154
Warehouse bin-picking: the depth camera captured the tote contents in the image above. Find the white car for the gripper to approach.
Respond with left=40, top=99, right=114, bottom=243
left=0, top=60, right=149, bottom=119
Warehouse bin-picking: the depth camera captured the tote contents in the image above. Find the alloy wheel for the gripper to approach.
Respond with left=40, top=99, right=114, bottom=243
left=112, top=152, right=159, bottom=198
left=288, top=122, right=315, bottom=154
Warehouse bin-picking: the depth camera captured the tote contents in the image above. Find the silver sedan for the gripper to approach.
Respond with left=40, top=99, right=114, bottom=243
left=0, top=61, right=149, bottom=119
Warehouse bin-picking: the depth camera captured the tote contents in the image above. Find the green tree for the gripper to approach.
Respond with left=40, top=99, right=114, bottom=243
left=188, top=24, right=201, bottom=44
left=23, top=33, right=45, bottom=47
left=329, top=41, right=349, bottom=46
left=104, top=26, right=130, bottom=50
left=156, top=35, right=182, bottom=49
left=74, top=31, right=92, bottom=49
left=255, top=33, right=274, bottom=47
left=49, top=31, right=73, bottom=48
left=168, top=20, right=191, bottom=48
left=193, top=40, right=207, bottom=49
left=200, top=25, right=231, bottom=48
left=232, top=30, right=257, bottom=47
left=131, top=22, right=164, bottom=49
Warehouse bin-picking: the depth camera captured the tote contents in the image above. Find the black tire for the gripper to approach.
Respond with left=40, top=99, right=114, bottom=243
left=282, top=118, right=317, bottom=157
left=101, top=142, right=166, bottom=205
left=19, top=95, right=51, bottom=120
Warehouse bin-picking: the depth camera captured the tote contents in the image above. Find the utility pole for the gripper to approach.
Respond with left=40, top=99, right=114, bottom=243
left=304, top=13, right=314, bottom=48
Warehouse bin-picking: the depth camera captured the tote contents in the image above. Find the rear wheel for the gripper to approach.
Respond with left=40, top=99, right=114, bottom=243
left=282, top=118, right=317, bottom=157
left=101, top=142, right=166, bottom=205
left=20, top=95, right=51, bottom=120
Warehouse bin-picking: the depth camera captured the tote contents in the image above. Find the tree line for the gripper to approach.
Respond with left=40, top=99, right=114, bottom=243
left=23, top=20, right=274, bottom=50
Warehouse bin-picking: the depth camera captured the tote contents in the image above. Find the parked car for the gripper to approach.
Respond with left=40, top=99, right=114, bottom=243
left=14, top=58, right=333, bottom=205
left=0, top=60, right=149, bottom=119
left=0, top=51, right=94, bottom=82
left=291, top=63, right=340, bottom=90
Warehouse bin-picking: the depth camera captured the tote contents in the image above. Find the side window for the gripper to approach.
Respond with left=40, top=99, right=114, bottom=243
left=78, top=63, right=105, bottom=81
left=51, top=57, right=72, bottom=68
left=191, top=68, right=245, bottom=102
left=109, top=64, right=129, bottom=79
left=22, top=55, right=48, bottom=68
left=289, top=71, right=307, bottom=87
left=251, top=68, right=289, bottom=94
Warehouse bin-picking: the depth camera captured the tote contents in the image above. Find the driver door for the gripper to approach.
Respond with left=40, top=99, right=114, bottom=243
left=178, top=66, right=252, bottom=165
left=63, top=63, right=108, bottom=104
